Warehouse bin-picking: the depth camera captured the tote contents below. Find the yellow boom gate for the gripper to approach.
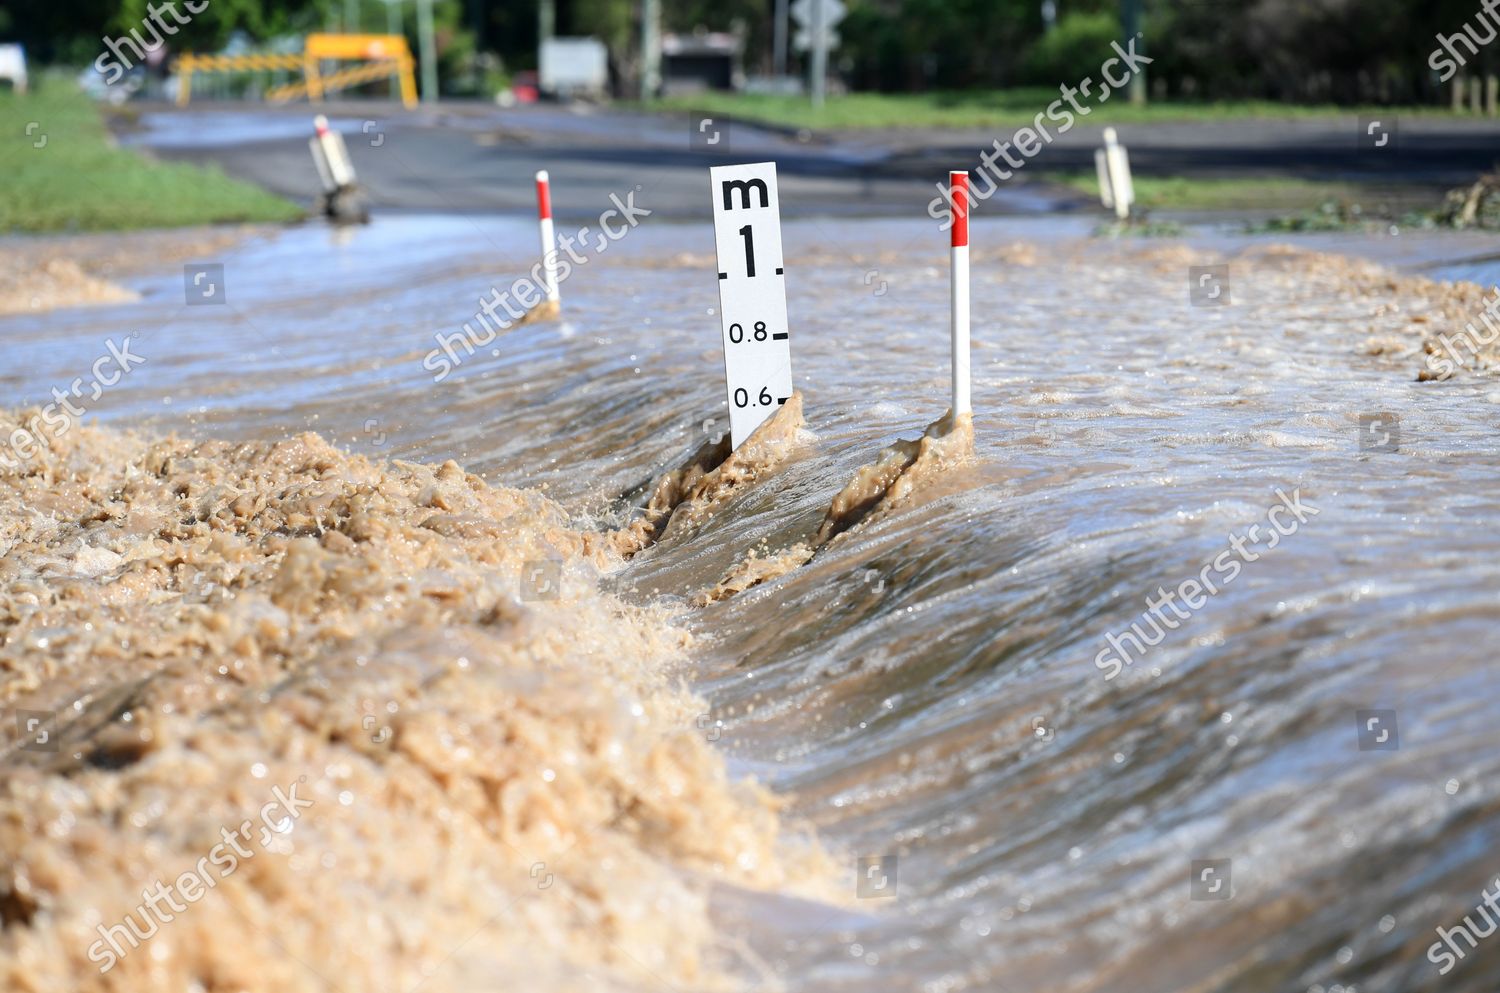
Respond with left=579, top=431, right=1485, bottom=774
left=177, top=34, right=418, bottom=109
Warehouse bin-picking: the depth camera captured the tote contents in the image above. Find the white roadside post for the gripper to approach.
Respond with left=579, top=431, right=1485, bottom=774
left=709, top=162, right=794, bottom=448
left=309, top=128, right=336, bottom=196
left=535, top=170, right=560, bottom=305
left=313, top=115, right=356, bottom=190
left=1102, top=126, right=1134, bottom=221
left=1094, top=147, right=1114, bottom=212
left=949, top=171, right=971, bottom=418
left=309, top=117, right=337, bottom=195
left=309, top=115, right=370, bottom=224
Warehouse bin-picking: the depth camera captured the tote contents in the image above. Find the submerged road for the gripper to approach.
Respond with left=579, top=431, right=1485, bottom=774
left=121, top=100, right=1500, bottom=222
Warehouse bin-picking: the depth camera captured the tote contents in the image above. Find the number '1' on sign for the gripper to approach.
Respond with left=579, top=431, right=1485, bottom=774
left=710, top=161, right=793, bottom=449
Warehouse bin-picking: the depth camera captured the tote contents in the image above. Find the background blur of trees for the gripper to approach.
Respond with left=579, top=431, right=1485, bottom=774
left=839, top=0, right=1498, bottom=101
left=0, top=0, right=1495, bottom=102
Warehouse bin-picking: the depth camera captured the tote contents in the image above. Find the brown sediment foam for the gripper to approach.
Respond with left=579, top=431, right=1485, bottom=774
left=0, top=227, right=261, bottom=316
left=694, top=541, right=817, bottom=607
left=697, top=410, right=974, bottom=604
left=0, top=257, right=138, bottom=315
left=1105, top=241, right=1500, bottom=381
left=815, top=410, right=974, bottom=544
left=612, top=393, right=805, bottom=556
left=1233, top=244, right=1500, bottom=380
left=0, top=411, right=835, bottom=992
left=517, top=297, right=562, bottom=325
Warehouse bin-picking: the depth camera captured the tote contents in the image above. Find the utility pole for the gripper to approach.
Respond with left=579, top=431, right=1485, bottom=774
left=539, top=0, right=555, bottom=47
left=385, top=0, right=401, bottom=38
left=416, top=0, right=437, bottom=102
left=773, top=0, right=789, bottom=78
left=345, top=0, right=359, bottom=33
left=1122, top=0, right=1145, bottom=105
left=810, top=0, right=826, bottom=107
left=640, top=0, right=660, bottom=100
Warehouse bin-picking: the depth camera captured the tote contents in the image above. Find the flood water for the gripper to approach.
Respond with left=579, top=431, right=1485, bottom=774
left=4, top=211, right=1500, bottom=992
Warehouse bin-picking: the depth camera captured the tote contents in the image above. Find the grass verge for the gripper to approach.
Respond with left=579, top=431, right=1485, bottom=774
left=0, top=75, right=303, bottom=233
left=650, top=90, right=1452, bottom=132
left=1050, top=173, right=1382, bottom=211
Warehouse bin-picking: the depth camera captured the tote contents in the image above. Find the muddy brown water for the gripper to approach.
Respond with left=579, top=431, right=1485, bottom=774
left=3, top=214, right=1500, bottom=992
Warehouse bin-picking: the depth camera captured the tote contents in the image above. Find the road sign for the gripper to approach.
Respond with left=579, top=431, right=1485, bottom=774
left=790, top=0, right=844, bottom=50
left=793, top=27, right=840, bottom=51
left=709, top=162, right=793, bottom=448
left=790, top=0, right=845, bottom=29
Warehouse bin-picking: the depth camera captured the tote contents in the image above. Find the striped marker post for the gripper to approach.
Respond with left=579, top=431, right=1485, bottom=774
left=949, top=170, right=971, bottom=417
left=312, top=115, right=356, bottom=190
left=535, top=170, right=560, bottom=305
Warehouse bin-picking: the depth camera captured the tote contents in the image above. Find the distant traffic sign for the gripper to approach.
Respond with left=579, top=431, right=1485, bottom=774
left=793, top=27, right=840, bottom=51
left=790, top=0, right=845, bottom=51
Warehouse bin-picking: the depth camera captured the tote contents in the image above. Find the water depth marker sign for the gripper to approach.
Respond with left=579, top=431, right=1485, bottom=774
left=710, top=162, right=793, bottom=448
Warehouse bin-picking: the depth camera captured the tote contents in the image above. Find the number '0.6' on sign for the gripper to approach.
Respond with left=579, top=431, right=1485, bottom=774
left=710, top=161, right=793, bottom=449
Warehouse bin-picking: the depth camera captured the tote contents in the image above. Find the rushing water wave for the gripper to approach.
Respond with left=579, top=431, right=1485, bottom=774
left=3, top=215, right=1500, bottom=992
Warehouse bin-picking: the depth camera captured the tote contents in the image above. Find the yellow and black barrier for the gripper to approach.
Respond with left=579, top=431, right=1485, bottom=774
left=177, top=34, right=417, bottom=109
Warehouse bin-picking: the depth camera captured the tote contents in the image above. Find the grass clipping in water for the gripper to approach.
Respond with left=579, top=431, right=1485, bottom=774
left=698, top=409, right=974, bottom=604
left=0, top=412, right=831, bottom=992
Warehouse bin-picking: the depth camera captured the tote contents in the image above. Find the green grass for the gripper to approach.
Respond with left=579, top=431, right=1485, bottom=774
left=1051, top=172, right=1377, bottom=211
left=651, top=89, right=1452, bottom=131
left=0, top=75, right=303, bottom=233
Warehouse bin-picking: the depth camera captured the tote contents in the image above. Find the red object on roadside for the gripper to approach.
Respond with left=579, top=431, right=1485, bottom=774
left=513, top=71, right=539, bottom=104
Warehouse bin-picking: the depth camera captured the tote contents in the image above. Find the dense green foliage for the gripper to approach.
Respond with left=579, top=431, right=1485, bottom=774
left=0, top=0, right=1495, bottom=102
left=838, top=0, right=1498, bottom=98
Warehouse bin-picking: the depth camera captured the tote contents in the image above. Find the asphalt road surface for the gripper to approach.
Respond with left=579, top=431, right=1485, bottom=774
left=120, top=100, right=1500, bottom=222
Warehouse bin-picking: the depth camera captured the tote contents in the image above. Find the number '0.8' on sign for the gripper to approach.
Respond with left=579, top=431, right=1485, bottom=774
left=710, top=161, right=793, bottom=449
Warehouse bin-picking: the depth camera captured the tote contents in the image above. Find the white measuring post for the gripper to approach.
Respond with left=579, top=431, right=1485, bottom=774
left=710, top=161, right=793, bottom=448
left=309, top=117, right=337, bottom=195
left=1094, top=147, right=1114, bottom=211
left=1102, top=127, right=1134, bottom=221
left=535, top=170, right=560, bottom=304
left=312, top=115, right=356, bottom=190
left=949, top=170, right=971, bottom=417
